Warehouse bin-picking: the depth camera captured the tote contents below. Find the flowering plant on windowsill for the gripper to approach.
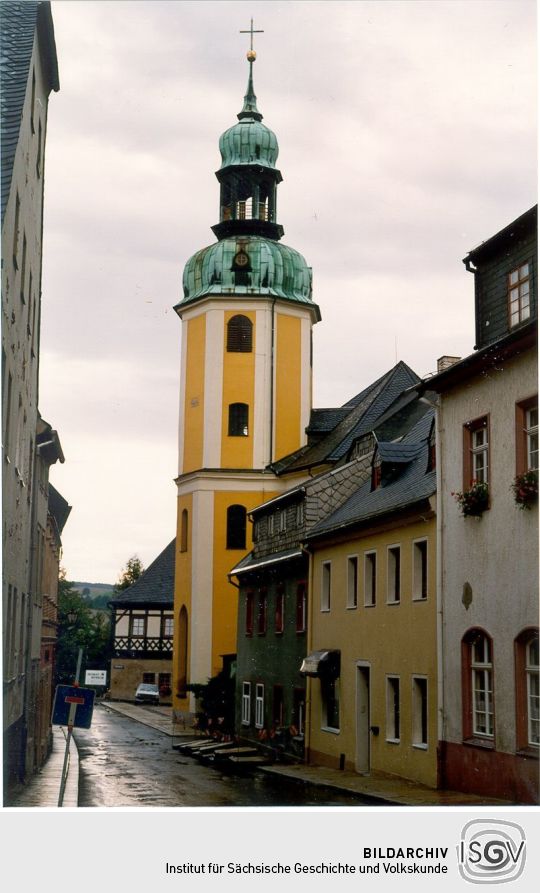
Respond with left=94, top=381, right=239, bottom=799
left=511, top=470, right=538, bottom=509
left=452, top=480, right=489, bottom=517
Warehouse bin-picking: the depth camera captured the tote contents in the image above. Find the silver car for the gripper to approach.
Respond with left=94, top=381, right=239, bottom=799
left=135, top=683, right=160, bottom=704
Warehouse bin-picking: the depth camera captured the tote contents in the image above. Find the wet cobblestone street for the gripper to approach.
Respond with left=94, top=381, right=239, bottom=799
left=74, top=704, right=368, bottom=808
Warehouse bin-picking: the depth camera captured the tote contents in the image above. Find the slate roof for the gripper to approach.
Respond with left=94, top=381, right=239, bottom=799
left=306, top=408, right=436, bottom=541
left=271, top=361, right=420, bottom=474
left=1, top=1, right=59, bottom=225
left=306, top=408, right=349, bottom=435
left=376, top=441, right=424, bottom=463
left=110, top=540, right=175, bottom=607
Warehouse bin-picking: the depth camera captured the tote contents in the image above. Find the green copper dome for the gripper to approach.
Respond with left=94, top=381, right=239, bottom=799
left=178, top=237, right=318, bottom=314
left=219, top=117, right=279, bottom=170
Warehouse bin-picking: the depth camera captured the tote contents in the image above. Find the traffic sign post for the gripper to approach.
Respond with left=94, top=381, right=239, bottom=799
left=52, top=684, right=96, bottom=728
left=54, top=648, right=97, bottom=807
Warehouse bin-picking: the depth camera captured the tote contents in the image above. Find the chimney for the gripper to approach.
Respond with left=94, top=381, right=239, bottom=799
left=437, top=355, right=461, bottom=373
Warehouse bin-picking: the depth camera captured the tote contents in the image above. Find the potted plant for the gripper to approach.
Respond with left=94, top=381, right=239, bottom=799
left=452, top=480, right=489, bottom=517
left=511, top=470, right=538, bottom=509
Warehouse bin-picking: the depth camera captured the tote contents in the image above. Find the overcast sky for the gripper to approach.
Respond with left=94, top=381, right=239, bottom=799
left=39, top=0, right=536, bottom=583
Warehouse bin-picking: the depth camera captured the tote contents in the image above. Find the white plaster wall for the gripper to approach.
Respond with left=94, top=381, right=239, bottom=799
left=253, top=305, right=272, bottom=468
left=189, top=488, right=214, bottom=685
left=438, top=349, right=538, bottom=752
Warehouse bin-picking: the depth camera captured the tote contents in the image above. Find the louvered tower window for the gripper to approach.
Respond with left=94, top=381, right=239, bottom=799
left=227, top=315, right=252, bottom=352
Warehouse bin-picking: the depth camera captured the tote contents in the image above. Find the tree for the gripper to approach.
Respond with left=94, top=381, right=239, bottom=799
left=186, top=669, right=236, bottom=736
left=55, top=573, right=111, bottom=686
left=115, top=555, right=144, bottom=591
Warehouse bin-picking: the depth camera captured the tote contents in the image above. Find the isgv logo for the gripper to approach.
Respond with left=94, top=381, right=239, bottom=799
left=458, top=820, right=526, bottom=884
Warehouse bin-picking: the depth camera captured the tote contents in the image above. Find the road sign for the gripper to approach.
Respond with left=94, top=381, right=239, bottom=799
left=52, top=685, right=95, bottom=729
left=85, top=669, right=107, bottom=685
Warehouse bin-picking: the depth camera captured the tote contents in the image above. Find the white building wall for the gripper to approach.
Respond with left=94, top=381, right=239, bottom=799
left=438, top=348, right=538, bottom=753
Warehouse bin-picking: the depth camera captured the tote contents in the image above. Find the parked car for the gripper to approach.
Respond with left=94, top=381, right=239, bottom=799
left=135, top=683, right=160, bottom=704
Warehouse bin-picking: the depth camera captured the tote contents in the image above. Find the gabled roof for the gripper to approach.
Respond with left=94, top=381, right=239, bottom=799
left=306, top=407, right=435, bottom=541
left=270, top=361, right=420, bottom=474
left=0, top=1, right=59, bottom=225
left=110, top=540, right=175, bottom=607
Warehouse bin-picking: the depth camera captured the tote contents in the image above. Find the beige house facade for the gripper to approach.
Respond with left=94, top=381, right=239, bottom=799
left=304, top=402, right=439, bottom=787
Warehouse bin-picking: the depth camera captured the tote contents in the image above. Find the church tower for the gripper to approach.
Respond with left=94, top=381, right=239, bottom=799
left=172, top=29, right=320, bottom=717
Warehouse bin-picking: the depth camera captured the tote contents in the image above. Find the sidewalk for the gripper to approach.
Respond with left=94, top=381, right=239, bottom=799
left=5, top=724, right=79, bottom=808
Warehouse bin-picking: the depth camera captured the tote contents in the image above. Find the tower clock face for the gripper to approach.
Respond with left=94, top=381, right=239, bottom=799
left=234, top=251, right=249, bottom=267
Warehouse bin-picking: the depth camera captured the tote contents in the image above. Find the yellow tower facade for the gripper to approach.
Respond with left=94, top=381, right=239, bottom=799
left=172, top=48, right=320, bottom=717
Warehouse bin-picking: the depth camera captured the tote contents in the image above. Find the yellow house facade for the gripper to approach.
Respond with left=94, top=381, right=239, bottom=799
left=172, top=52, right=320, bottom=719
left=304, top=407, right=439, bottom=787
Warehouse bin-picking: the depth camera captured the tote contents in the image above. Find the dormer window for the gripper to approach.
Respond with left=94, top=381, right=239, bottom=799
left=509, top=263, right=530, bottom=328
left=371, top=458, right=382, bottom=490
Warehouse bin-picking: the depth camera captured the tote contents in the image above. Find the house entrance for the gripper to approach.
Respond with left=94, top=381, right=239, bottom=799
left=356, top=663, right=371, bottom=773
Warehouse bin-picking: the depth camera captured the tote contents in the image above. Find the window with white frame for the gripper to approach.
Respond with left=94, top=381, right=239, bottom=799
left=387, top=546, right=401, bottom=603
left=412, top=540, right=428, bottom=600
left=255, top=683, right=264, bottom=728
left=386, top=676, right=400, bottom=742
left=471, top=425, right=489, bottom=483
left=464, top=417, right=489, bottom=486
left=131, top=616, right=146, bottom=637
left=347, top=555, right=358, bottom=609
left=526, top=637, right=539, bottom=746
left=508, top=263, right=531, bottom=328
left=412, top=676, right=428, bottom=747
left=162, top=616, right=174, bottom=638
left=526, top=406, right=539, bottom=471
left=471, top=634, right=494, bottom=738
left=364, top=551, right=376, bottom=606
left=321, top=561, right=331, bottom=611
left=241, top=682, right=251, bottom=725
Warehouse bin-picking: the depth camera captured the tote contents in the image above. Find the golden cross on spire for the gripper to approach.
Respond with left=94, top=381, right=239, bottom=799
left=240, top=18, right=264, bottom=55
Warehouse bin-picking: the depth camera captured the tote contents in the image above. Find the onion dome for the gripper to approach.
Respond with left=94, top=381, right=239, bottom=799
left=218, top=118, right=279, bottom=171
left=178, top=236, right=319, bottom=318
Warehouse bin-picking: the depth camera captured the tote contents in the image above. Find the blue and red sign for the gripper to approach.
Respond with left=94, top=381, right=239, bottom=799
left=52, top=685, right=95, bottom=729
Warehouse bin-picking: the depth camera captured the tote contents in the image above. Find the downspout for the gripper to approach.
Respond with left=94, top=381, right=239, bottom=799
left=435, top=403, right=445, bottom=788
left=303, top=543, right=314, bottom=765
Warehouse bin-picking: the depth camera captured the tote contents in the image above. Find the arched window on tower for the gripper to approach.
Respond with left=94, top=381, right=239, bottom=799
left=227, top=315, right=252, bottom=352
left=228, top=402, right=249, bottom=436
left=226, top=504, right=247, bottom=550
left=180, top=509, right=188, bottom=552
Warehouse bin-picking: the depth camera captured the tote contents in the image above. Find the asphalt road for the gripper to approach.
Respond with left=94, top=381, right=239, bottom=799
left=74, top=703, right=367, bottom=808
